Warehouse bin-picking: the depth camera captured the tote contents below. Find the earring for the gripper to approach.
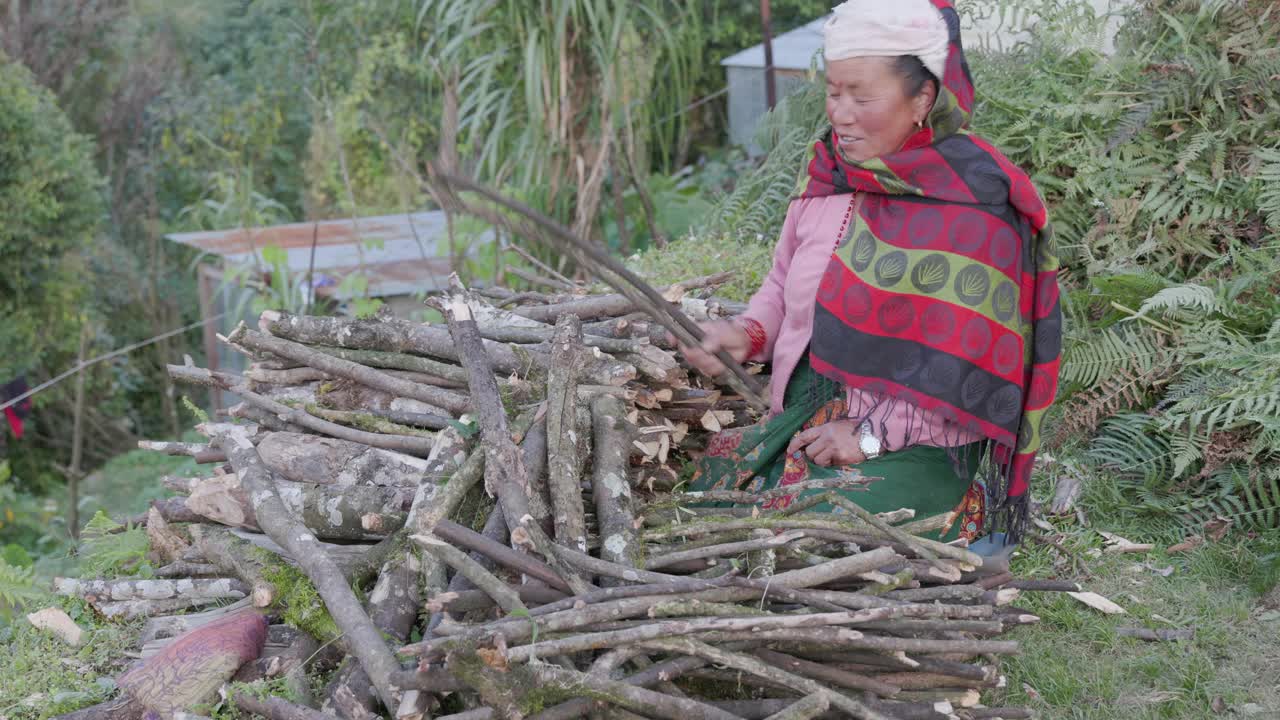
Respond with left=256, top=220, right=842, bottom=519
left=916, top=120, right=924, bottom=129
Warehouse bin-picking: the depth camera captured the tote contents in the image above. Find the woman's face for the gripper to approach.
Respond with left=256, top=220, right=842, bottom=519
left=825, top=56, right=933, bottom=163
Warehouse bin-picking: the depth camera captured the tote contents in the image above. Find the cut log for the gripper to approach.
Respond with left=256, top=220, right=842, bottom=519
left=256, top=432, right=432, bottom=488
left=591, top=395, right=640, bottom=583
left=53, top=577, right=249, bottom=602
left=190, top=524, right=282, bottom=607
left=547, top=315, right=589, bottom=553
left=184, top=472, right=412, bottom=540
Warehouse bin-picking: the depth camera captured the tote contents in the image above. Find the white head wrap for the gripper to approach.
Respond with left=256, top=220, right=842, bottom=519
left=823, top=0, right=950, bottom=82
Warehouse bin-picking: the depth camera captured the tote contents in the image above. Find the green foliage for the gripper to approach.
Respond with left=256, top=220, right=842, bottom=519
left=256, top=549, right=339, bottom=641
left=0, top=559, right=41, bottom=614
left=0, top=52, right=104, bottom=379
left=629, top=234, right=777, bottom=304
left=703, top=79, right=826, bottom=241
left=77, top=511, right=151, bottom=578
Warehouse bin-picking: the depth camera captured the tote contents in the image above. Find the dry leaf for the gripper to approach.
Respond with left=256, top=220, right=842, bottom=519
left=476, top=647, right=509, bottom=672
left=26, top=608, right=84, bottom=647
left=1067, top=591, right=1127, bottom=614
left=1203, top=516, right=1234, bottom=542
left=1168, top=535, right=1204, bottom=554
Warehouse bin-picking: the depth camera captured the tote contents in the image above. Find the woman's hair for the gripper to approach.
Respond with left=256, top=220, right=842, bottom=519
left=893, top=55, right=939, bottom=98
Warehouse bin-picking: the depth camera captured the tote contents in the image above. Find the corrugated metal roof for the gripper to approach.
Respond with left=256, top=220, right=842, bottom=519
left=167, top=211, right=486, bottom=299
left=721, top=17, right=827, bottom=71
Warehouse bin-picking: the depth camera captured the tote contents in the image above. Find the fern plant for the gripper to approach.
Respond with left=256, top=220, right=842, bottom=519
left=0, top=558, right=42, bottom=616
left=78, top=511, right=152, bottom=578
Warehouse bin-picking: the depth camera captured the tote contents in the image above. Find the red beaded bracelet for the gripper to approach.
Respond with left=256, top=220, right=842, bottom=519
left=739, top=318, right=768, bottom=359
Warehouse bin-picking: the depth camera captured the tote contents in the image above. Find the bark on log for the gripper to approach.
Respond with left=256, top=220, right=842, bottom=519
left=211, top=423, right=402, bottom=710
left=510, top=274, right=732, bottom=323
left=437, top=287, right=538, bottom=539
left=761, top=694, right=830, bottom=720
left=638, top=638, right=892, bottom=720
left=184, top=472, right=411, bottom=540
left=262, top=310, right=633, bottom=387
left=230, top=324, right=469, bottom=415
left=590, top=395, right=639, bottom=584
left=190, top=524, right=280, bottom=607
left=233, top=693, right=338, bottom=720
left=547, top=315, right=588, bottom=553
left=174, top=365, right=435, bottom=456
left=95, top=597, right=228, bottom=619
left=256, top=432, right=431, bottom=488
left=52, top=577, right=248, bottom=602
left=137, top=441, right=227, bottom=463
left=752, top=648, right=901, bottom=696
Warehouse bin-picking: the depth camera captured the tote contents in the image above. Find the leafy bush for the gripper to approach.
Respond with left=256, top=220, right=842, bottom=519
left=0, top=51, right=104, bottom=379
left=629, top=233, right=777, bottom=303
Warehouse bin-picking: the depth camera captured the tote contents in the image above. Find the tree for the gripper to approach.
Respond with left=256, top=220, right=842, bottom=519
left=0, top=51, right=105, bottom=380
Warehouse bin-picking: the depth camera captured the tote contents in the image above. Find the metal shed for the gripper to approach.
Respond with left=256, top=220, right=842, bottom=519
left=167, top=210, right=490, bottom=409
left=721, top=17, right=826, bottom=153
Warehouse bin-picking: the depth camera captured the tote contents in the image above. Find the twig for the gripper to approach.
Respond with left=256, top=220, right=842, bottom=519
left=638, top=638, right=895, bottom=720
left=413, top=533, right=527, bottom=614
left=228, top=324, right=469, bottom=415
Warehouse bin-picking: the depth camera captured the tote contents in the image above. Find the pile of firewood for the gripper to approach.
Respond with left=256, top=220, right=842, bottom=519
left=51, top=274, right=1071, bottom=720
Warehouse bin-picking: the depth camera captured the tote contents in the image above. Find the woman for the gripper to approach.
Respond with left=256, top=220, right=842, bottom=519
left=681, top=0, right=1061, bottom=544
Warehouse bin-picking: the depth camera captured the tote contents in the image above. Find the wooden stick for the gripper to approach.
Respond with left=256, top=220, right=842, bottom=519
left=591, top=394, right=641, bottom=581
left=525, top=663, right=746, bottom=720
left=233, top=693, right=339, bottom=720
left=752, top=648, right=901, bottom=697
left=171, top=365, right=435, bottom=456
left=638, top=637, right=894, bottom=720
left=761, top=694, right=830, bottom=720
left=211, top=423, right=402, bottom=710
left=437, top=282, right=537, bottom=529
left=546, top=314, right=589, bottom=553
left=645, top=530, right=807, bottom=570
left=431, top=518, right=572, bottom=593
left=413, top=533, right=527, bottom=614
left=229, top=324, right=469, bottom=415
left=427, top=168, right=768, bottom=410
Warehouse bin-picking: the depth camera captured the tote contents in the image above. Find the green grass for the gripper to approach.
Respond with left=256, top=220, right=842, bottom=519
left=0, top=599, right=142, bottom=720
left=992, top=490, right=1280, bottom=719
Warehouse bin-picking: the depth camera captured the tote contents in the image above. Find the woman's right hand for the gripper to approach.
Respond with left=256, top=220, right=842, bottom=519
left=678, top=321, right=752, bottom=378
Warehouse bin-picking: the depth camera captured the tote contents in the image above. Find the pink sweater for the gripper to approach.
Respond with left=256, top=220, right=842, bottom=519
left=740, top=195, right=981, bottom=451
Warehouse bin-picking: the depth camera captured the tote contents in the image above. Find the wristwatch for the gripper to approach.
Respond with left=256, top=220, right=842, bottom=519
left=857, top=422, right=883, bottom=460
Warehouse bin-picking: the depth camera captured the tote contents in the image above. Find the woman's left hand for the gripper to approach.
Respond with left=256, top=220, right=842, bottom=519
left=787, top=420, right=867, bottom=467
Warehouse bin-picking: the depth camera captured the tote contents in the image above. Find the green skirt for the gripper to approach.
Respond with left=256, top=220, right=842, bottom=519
left=687, top=357, right=985, bottom=542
